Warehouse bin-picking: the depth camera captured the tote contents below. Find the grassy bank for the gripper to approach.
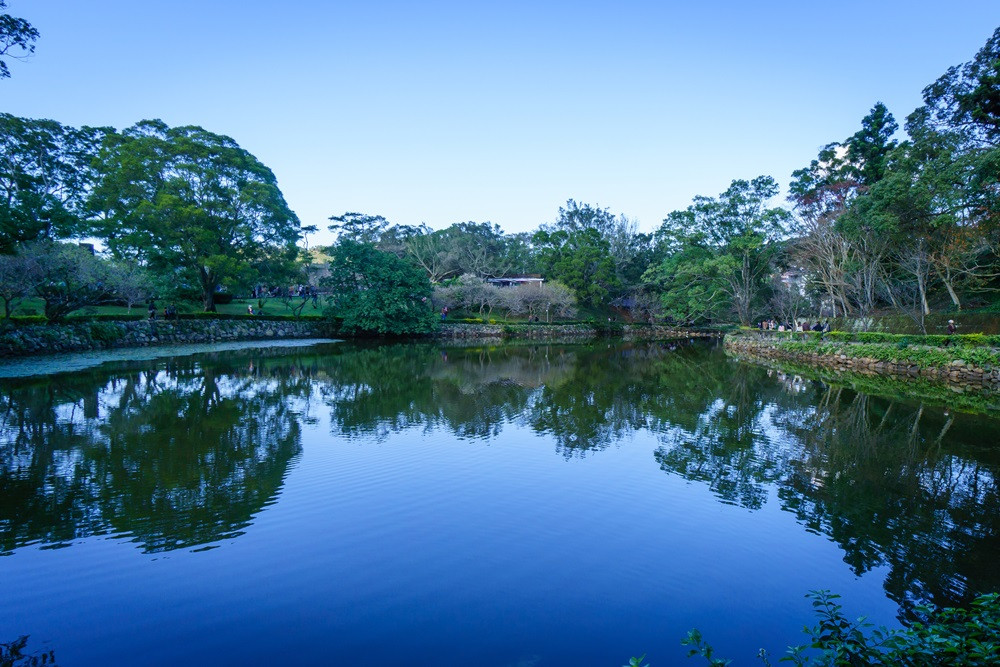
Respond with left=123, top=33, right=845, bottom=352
left=774, top=338, right=1000, bottom=370
left=730, top=347, right=1000, bottom=415
left=740, top=328, right=1000, bottom=348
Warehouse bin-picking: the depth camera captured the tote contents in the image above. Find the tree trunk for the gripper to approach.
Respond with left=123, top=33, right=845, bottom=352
left=885, top=283, right=900, bottom=310
left=202, top=290, right=216, bottom=313
left=943, top=280, right=961, bottom=311
left=199, top=266, right=217, bottom=312
left=936, top=266, right=962, bottom=311
left=918, top=275, right=930, bottom=316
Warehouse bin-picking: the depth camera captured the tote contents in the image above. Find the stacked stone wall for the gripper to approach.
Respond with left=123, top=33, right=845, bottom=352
left=725, top=336, right=1000, bottom=390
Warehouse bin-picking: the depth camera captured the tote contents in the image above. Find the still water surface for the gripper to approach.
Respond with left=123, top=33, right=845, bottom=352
left=2, top=339, right=999, bottom=665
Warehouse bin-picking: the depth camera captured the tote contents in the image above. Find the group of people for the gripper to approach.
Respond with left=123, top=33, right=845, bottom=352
left=759, top=319, right=830, bottom=333
left=147, top=300, right=178, bottom=320
left=251, top=284, right=318, bottom=299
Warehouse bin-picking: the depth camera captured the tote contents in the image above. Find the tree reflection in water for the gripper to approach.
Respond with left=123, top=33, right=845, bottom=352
left=1, top=339, right=999, bottom=617
left=653, top=362, right=1000, bottom=618
left=0, top=350, right=307, bottom=554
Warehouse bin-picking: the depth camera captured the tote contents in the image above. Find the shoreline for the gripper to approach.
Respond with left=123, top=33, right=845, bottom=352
left=432, top=322, right=722, bottom=341
left=0, top=319, right=722, bottom=358
left=724, top=332, right=1000, bottom=395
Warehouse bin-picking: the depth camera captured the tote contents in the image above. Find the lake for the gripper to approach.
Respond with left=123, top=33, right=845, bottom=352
left=2, top=339, right=999, bottom=665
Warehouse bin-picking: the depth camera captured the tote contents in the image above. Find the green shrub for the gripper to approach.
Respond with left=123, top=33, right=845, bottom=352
left=740, top=328, right=1000, bottom=349
left=176, top=312, right=319, bottom=322
left=963, top=333, right=988, bottom=347
left=681, top=590, right=1000, bottom=666
left=67, top=313, right=146, bottom=322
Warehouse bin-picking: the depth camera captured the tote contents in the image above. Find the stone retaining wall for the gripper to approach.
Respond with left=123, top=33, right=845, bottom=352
left=0, top=319, right=721, bottom=359
left=0, top=319, right=335, bottom=358
left=725, top=335, right=1000, bottom=390
left=435, top=323, right=721, bottom=340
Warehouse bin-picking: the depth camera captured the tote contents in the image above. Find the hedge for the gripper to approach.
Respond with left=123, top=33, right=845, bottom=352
left=173, top=312, right=324, bottom=322
left=2, top=312, right=327, bottom=326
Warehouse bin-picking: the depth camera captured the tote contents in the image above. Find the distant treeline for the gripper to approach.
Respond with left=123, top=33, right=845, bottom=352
left=2, top=28, right=1000, bottom=334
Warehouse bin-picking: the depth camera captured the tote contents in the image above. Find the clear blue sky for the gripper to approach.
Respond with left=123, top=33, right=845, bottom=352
left=3, top=1, right=999, bottom=246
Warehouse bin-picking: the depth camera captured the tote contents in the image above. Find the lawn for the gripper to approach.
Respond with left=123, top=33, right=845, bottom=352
left=10, top=297, right=326, bottom=319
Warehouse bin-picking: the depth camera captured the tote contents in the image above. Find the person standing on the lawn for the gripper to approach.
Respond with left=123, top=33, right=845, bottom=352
left=944, top=319, right=957, bottom=346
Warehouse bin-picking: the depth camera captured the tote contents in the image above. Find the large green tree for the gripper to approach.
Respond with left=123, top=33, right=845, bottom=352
left=553, top=199, right=650, bottom=289
left=89, top=120, right=301, bottom=311
left=532, top=227, right=619, bottom=308
left=788, top=104, right=900, bottom=319
left=642, top=217, right=729, bottom=323
left=838, top=30, right=1000, bottom=319
left=648, top=177, right=790, bottom=325
left=322, top=239, right=436, bottom=335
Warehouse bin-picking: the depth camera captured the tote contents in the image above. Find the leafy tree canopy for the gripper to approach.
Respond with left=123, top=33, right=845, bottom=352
left=650, top=177, right=790, bottom=325
left=915, top=26, right=1000, bottom=148
left=532, top=226, right=620, bottom=308
left=0, top=113, right=110, bottom=252
left=322, top=239, right=436, bottom=335
left=89, top=120, right=301, bottom=311
left=846, top=101, right=899, bottom=186
left=328, top=211, right=391, bottom=245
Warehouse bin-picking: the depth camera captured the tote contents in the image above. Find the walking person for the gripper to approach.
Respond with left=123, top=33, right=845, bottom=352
left=944, top=319, right=957, bottom=346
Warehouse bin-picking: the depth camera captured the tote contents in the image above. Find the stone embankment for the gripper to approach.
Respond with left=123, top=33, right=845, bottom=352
left=435, top=323, right=721, bottom=340
left=1, top=319, right=720, bottom=359
left=0, top=319, right=335, bottom=358
left=725, top=334, right=1000, bottom=390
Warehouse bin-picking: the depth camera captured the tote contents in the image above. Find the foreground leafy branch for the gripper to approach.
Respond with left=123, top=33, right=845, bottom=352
left=678, top=590, right=1000, bottom=667
left=0, top=636, right=56, bottom=667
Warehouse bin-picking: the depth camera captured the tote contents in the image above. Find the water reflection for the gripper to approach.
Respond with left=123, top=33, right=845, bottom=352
left=654, top=364, right=1000, bottom=617
left=0, top=353, right=305, bottom=554
left=1, top=340, right=999, bottom=617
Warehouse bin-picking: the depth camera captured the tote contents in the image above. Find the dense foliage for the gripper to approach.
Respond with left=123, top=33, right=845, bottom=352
left=680, top=590, right=1000, bottom=666
left=89, top=120, right=301, bottom=311
left=321, top=239, right=436, bottom=335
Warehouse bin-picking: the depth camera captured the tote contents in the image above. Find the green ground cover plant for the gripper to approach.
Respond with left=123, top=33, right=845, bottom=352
left=673, top=590, right=1000, bottom=667
left=735, top=328, right=1000, bottom=349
